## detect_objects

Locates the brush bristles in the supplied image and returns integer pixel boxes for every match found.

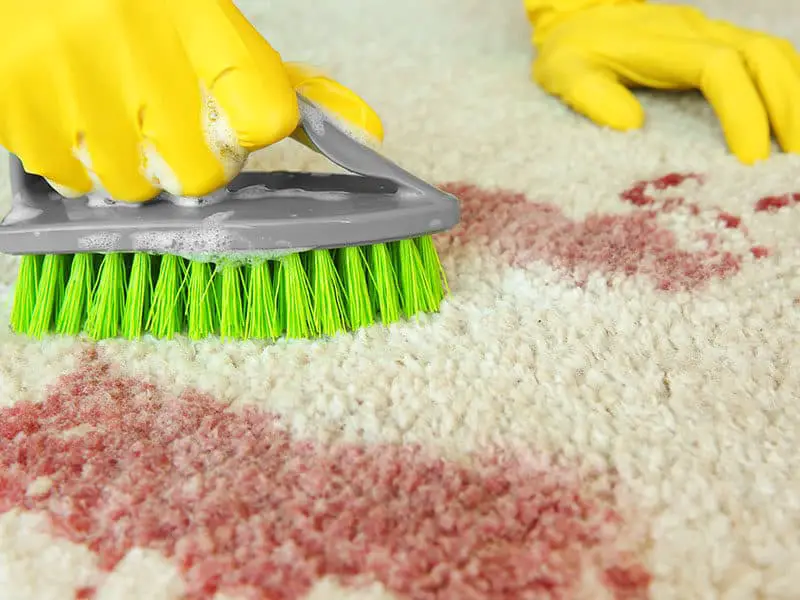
[8,235,448,342]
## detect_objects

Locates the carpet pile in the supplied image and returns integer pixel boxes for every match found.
[1,0,799,598]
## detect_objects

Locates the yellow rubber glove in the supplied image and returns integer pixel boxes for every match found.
[0,0,383,202]
[285,62,384,148]
[524,0,800,164]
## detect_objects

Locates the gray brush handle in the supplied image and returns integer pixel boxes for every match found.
[7,95,440,202]
[295,95,440,198]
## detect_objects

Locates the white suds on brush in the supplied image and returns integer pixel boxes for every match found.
[229,186,350,201]
[86,193,144,209]
[300,101,382,151]
[299,102,326,137]
[131,211,236,254]
[229,186,272,200]
[163,188,229,207]
[77,232,122,251]
[178,249,307,265]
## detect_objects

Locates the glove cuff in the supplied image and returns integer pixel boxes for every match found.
[524,0,644,44]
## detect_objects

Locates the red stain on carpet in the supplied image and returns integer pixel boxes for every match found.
[754,193,800,213]
[440,173,743,291]
[717,212,741,229]
[619,172,702,207]
[0,352,650,600]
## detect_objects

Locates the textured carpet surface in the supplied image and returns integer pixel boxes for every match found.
[1,0,800,599]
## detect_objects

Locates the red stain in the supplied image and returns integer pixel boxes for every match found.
[439,180,741,291]
[751,246,770,259]
[754,193,800,213]
[718,213,741,229]
[0,351,650,600]
[619,172,701,207]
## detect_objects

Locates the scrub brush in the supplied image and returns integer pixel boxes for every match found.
[0,95,460,341]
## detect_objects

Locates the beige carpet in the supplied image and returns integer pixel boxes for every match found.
[1,0,799,598]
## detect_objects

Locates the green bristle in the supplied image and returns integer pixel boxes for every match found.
[28,254,69,338]
[392,238,437,318]
[120,253,153,339]
[9,231,449,342]
[85,253,126,340]
[337,246,374,331]
[276,252,315,339]
[218,264,245,339]
[244,260,280,340]
[416,235,448,306]
[10,255,42,334]
[367,243,401,325]
[310,249,347,337]
[55,253,96,336]
[186,260,218,340]
[147,254,185,339]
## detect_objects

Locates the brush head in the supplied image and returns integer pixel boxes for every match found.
[0,96,460,257]
[3,96,457,342]
[9,236,448,341]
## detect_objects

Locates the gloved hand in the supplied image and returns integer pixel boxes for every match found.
[524,0,800,164]
[0,0,383,202]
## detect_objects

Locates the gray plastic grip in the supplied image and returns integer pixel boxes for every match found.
[0,95,460,256]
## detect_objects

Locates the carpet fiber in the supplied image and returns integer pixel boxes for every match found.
[1,1,799,598]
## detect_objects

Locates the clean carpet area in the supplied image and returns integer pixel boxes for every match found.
[1,0,800,598]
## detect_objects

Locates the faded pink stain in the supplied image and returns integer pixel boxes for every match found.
[439,175,742,291]
[0,351,651,600]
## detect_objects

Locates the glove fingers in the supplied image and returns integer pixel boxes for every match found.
[12,142,91,199]
[68,88,156,202]
[534,58,644,130]
[741,38,800,154]
[135,44,229,198]
[139,90,232,199]
[77,123,157,202]
[0,78,92,196]
[21,150,92,199]
[780,39,800,75]
[170,0,299,151]
[106,8,232,198]
[696,20,800,157]
[699,49,770,164]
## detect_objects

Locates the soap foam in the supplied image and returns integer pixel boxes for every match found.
[163,188,229,207]
[66,86,248,202]
[131,211,237,254]
[177,249,308,266]
[73,140,113,199]
[229,185,272,200]
[202,89,249,181]
[299,101,326,137]
[78,232,122,251]
[300,101,382,151]
[87,193,145,209]
[141,141,182,196]
[229,186,350,201]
